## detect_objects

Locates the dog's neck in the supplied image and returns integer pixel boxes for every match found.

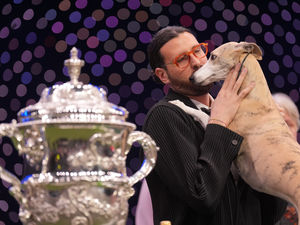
[229,53,278,132]
[239,53,274,107]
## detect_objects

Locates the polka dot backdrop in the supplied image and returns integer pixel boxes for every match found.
[0,0,299,224]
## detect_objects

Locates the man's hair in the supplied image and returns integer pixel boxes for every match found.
[147,26,194,84]
[272,92,300,129]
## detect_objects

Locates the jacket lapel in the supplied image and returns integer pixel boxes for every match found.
[163,88,198,110]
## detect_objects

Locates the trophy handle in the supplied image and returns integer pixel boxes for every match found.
[127,131,158,186]
[0,166,23,203]
[0,120,17,137]
[0,121,25,203]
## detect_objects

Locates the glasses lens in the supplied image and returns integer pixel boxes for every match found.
[193,44,207,58]
[174,43,208,68]
[175,54,189,68]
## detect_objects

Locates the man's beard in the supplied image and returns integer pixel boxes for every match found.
[167,72,213,96]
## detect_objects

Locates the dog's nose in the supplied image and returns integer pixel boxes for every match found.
[189,76,194,82]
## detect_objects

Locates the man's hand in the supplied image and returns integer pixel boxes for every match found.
[209,63,255,127]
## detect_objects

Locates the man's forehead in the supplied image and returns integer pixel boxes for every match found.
[160,32,198,57]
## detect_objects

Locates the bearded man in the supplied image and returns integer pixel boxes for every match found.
[139,25,287,225]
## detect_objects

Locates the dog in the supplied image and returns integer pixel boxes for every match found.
[174,42,300,217]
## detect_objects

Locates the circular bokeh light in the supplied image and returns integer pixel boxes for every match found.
[0,2,299,225]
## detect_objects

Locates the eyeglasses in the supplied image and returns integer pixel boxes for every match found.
[165,43,208,69]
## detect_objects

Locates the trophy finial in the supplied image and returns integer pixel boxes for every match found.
[64,47,85,84]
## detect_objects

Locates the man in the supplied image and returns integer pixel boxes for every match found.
[273,92,300,225]
[273,93,299,141]
[140,26,286,225]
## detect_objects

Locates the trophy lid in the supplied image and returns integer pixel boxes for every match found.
[18,47,130,125]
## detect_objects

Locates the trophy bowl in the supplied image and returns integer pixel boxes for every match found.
[0,47,158,225]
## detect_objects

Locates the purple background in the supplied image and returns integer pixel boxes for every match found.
[0,0,299,224]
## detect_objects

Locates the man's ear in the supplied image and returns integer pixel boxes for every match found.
[155,68,170,84]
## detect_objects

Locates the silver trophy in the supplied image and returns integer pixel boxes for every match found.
[0,47,158,225]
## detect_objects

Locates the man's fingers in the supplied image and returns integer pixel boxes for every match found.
[221,68,234,89]
[238,82,255,99]
[227,64,242,89]
[222,64,241,89]
[233,67,247,92]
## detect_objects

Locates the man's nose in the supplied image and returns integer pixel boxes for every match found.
[190,54,206,71]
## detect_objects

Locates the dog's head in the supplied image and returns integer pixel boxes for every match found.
[190,42,262,86]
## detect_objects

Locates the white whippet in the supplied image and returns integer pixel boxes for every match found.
[177,41,300,220]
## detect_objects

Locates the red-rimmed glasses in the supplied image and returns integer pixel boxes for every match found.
[165,43,208,69]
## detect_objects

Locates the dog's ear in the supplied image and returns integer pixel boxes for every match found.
[239,42,262,60]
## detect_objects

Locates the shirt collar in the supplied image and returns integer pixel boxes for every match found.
[190,95,214,110]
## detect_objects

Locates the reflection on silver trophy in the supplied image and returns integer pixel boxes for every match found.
[0,47,158,225]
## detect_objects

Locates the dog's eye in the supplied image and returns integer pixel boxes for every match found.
[210,54,217,61]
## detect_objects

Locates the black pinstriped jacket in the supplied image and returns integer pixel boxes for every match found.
[143,88,286,225]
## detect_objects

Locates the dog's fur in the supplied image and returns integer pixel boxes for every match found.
[185,42,300,216]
